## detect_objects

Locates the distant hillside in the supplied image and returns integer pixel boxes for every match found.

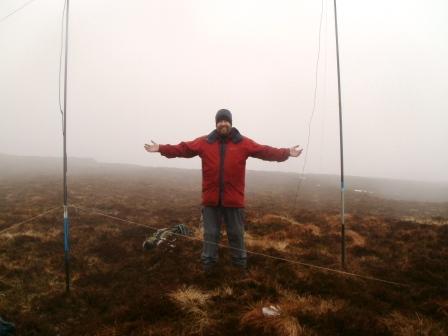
[1,153,447,203]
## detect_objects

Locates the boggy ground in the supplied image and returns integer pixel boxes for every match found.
[0,173,447,335]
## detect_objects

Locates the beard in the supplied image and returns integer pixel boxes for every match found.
[217,125,231,135]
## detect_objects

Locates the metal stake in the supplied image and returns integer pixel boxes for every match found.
[333,0,346,269]
[62,0,71,292]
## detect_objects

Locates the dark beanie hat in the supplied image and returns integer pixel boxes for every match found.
[215,109,232,125]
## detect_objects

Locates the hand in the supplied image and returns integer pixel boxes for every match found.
[289,145,303,157]
[144,140,159,153]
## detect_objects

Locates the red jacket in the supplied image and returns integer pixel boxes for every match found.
[159,128,290,208]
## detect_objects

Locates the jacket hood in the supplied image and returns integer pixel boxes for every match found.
[207,127,243,144]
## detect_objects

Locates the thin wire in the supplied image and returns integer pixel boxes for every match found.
[0,206,60,236]
[59,0,67,133]
[293,0,325,209]
[0,0,39,24]
[70,204,408,288]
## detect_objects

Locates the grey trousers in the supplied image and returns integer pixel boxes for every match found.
[201,206,247,268]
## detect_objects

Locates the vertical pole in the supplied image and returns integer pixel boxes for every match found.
[62,0,71,292]
[333,0,346,269]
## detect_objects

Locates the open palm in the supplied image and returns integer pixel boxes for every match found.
[144,140,159,153]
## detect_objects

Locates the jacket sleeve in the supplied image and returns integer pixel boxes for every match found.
[246,138,290,162]
[159,137,203,158]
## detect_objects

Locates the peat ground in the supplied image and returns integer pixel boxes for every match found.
[0,170,447,335]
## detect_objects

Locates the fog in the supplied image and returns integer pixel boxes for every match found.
[1,0,447,182]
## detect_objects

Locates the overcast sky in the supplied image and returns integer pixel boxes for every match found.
[1,0,447,182]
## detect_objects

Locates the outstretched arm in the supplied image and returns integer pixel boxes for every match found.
[247,139,303,162]
[144,138,201,158]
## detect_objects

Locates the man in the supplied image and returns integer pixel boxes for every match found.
[144,109,303,271]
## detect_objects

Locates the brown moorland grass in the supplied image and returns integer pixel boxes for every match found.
[0,173,447,335]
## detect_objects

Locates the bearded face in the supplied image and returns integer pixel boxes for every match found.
[216,120,231,135]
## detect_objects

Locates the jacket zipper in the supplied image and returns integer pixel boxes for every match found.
[218,139,226,206]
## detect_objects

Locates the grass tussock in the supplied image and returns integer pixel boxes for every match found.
[259,214,301,226]
[240,302,310,336]
[346,229,366,247]
[258,214,321,236]
[240,292,344,336]
[246,232,291,251]
[168,285,215,335]
[274,286,345,317]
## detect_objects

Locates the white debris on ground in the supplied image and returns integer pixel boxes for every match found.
[354,189,373,194]
[262,305,281,317]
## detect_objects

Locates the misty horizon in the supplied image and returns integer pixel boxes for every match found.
[2,152,448,188]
